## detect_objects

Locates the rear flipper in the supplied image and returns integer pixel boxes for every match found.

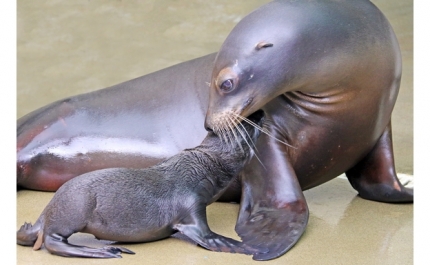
[17,221,41,247]
[173,206,267,255]
[346,121,413,203]
[44,233,135,258]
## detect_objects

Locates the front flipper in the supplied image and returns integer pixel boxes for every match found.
[44,233,135,258]
[236,132,309,261]
[173,205,266,255]
[346,121,413,203]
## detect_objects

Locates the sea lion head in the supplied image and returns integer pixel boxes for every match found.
[204,1,302,132]
[205,0,358,132]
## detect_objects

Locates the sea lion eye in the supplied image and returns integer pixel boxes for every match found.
[220,79,234,92]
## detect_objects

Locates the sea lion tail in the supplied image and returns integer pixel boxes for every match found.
[17,218,44,250]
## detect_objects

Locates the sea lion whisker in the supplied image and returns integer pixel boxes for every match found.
[228,117,242,151]
[221,120,236,150]
[232,116,266,169]
[230,112,259,151]
[218,127,229,148]
[232,113,265,132]
[215,122,232,149]
[217,124,229,147]
[219,129,228,147]
[218,120,234,151]
[232,115,258,151]
[233,113,297,149]
[233,118,265,168]
[226,116,244,153]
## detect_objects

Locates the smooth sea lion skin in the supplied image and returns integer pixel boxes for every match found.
[17,53,215,192]
[16,111,265,258]
[17,0,413,261]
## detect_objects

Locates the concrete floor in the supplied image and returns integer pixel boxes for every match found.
[15,0,414,264]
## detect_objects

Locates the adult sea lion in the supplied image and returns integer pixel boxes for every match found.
[17,110,265,258]
[17,0,413,261]
[204,0,413,260]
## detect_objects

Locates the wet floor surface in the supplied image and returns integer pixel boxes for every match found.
[17,178,413,265]
[16,0,413,264]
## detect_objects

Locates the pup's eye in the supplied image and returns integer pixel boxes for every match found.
[220,79,234,92]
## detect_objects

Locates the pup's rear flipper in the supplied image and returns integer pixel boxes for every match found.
[17,222,41,247]
[44,233,134,258]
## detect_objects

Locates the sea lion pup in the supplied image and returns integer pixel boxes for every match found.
[17,110,266,258]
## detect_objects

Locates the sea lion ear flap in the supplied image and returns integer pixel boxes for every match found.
[255,42,274,50]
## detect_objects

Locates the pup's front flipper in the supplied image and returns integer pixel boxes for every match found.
[44,233,135,258]
[174,206,267,255]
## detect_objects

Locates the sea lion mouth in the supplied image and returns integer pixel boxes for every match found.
[246,109,265,126]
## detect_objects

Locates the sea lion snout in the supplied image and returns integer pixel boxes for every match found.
[204,97,257,133]
[204,108,264,138]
